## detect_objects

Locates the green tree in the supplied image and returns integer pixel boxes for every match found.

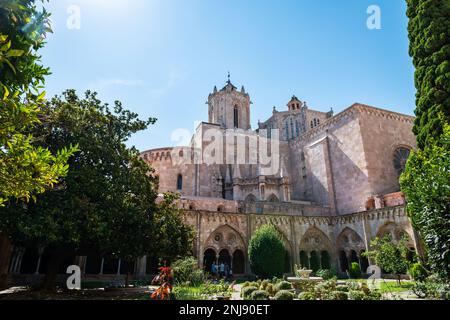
[0,90,193,289]
[0,0,76,205]
[153,192,196,261]
[403,0,450,281]
[401,125,450,280]
[365,235,412,284]
[406,0,450,149]
[248,224,285,279]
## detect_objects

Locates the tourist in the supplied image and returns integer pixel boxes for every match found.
[219,262,225,278]
[211,262,217,278]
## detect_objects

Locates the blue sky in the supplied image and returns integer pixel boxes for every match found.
[40,0,416,151]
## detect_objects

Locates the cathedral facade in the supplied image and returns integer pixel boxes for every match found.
[0,78,421,285]
[142,78,420,275]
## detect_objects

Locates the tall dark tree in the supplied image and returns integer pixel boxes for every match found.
[0,90,194,289]
[406,0,450,149]
[402,0,450,281]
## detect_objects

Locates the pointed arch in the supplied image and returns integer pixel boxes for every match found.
[299,226,333,252]
[204,224,246,253]
[337,227,365,251]
[244,194,257,202]
[266,193,280,202]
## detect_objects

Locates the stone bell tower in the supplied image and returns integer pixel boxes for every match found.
[207,73,251,130]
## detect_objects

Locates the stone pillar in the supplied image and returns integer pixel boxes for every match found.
[99,257,104,275]
[10,247,24,274]
[117,259,122,276]
[196,212,202,268]
[362,214,374,266]
[289,217,300,266]
[34,246,45,274]
[136,256,147,278]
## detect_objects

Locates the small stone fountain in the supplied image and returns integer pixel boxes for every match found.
[287,265,323,288]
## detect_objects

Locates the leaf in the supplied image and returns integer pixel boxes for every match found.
[2,85,9,99]
[6,49,24,58]
[0,40,11,52]
[37,91,46,101]
[1,56,16,73]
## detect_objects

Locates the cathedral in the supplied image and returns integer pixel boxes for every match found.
[141,77,420,276]
[0,77,420,284]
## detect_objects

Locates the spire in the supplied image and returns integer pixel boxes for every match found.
[227,71,231,84]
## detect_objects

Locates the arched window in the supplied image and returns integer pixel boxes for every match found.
[177,174,183,190]
[233,106,239,128]
[393,147,411,176]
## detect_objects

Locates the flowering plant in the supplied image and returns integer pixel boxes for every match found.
[151,263,174,300]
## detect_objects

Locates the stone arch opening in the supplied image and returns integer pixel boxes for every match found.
[232,249,245,274]
[203,248,216,274]
[360,250,369,273]
[299,250,309,269]
[377,222,414,246]
[339,250,349,272]
[218,249,231,265]
[309,250,320,272]
[337,227,365,273]
[321,250,331,269]
[299,226,333,270]
[203,224,246,273]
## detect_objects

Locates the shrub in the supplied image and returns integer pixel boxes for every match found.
[348,262,362,279]
[248,224,285,278]
[323,291,348,300]
[242,281,251,288]
[336,284,349,292]
[275,281,292,292]
[348,290,365,300]
[273,290,294,300]
[241,286,258,299]
[412,275,450,300]
[409,262,428,281]
[250,290,270,300]
[260,280,270,290]
[298,292,316,300]
[172,257,206,286]
[292,279,316,293]
[314,279,337,299]
[316,269,337,280]
[266,283,276,296]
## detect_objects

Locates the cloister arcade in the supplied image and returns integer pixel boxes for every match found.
[202,225,247,275]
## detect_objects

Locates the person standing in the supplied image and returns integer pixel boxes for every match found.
[220,262,225,278]
[211,262,217,278]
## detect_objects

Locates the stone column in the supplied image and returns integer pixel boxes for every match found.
[34,246,45,274]
[99,257,104,275]
[362,214,374,265]
[136,256,147,278]
[116,259,122,276]
[11,247,25,274]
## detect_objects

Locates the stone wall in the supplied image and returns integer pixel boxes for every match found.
[185,204,417,274]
